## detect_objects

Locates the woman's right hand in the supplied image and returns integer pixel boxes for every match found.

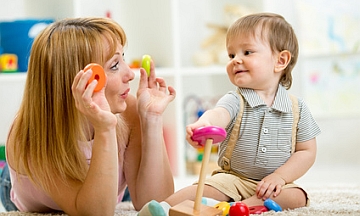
[72,69,117,130]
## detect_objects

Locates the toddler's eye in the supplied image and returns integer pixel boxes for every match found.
[244,51,252,55]
[228,54,235,59]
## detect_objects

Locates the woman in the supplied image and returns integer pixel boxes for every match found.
[1,17,175,215]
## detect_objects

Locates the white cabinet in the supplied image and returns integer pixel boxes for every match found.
[0,0,299,177]
[0,73,26,146]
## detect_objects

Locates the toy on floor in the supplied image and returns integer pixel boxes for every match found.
[141,54,151,76]
[211,198,282,215]
[248,205,268,214]
[213,201,230,216]
[228,202,249,216]
[84,63,106,92]
[169,126,226,216]
[264,198,282,212]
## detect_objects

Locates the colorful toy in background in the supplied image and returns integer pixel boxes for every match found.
[0,19,54,72]
[0,53,18,72]
[0,145,6,175]
[213,199,282,216]
[183,94,222,175]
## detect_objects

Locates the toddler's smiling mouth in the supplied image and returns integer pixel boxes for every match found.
[235,70,247,74]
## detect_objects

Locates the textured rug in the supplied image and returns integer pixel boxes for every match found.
[1,183,359,216]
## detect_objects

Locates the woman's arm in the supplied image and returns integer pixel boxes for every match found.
[46,128,119,216]
[124,65,176,210]
[46,69,120,215]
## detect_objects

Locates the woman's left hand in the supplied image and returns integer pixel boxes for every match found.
[136,60,176,117]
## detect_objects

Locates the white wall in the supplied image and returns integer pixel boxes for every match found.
[316,117,360,166]
[1,0,359,169]
[0,0,25,20]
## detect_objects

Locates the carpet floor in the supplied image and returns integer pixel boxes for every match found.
[0,183,359,216]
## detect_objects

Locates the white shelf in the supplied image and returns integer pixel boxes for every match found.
[0,73,27,145]
[0,72,27,81]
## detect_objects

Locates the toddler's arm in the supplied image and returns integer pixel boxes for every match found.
[186,107,230,148]
[256,138,317,200]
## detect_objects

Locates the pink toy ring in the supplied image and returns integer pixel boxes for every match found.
[192,126,226,146]
[249,205,268,214]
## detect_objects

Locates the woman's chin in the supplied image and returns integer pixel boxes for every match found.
[111,103,127,114]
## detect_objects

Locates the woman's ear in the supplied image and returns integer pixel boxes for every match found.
[274,50,291,73]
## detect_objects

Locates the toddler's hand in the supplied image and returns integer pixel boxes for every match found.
[256,173,286,200]
[185,121,211,148]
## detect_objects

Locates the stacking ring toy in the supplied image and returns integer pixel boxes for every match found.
[192,126,227,146]
[249,205,268,214]
[84,63,106,92]
[141,54,151,76]
[264,199,282,212]
[192,126,226,211]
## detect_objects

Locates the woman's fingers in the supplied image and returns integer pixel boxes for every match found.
[72,69,98,111]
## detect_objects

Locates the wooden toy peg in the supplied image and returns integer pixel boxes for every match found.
[169,126,226,216]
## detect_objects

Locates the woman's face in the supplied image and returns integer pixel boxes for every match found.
[103,42,135,114]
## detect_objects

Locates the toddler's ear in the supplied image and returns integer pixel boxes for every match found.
[275,50,291,73]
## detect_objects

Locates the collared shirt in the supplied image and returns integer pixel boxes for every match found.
[216,85,321,180]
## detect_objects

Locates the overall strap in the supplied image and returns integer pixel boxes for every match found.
[220,90,244,171]
[290,95,299,153]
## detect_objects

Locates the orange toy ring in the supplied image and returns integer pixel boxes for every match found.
[84,63,106,92]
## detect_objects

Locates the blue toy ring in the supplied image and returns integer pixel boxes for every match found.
[264,199,282,212]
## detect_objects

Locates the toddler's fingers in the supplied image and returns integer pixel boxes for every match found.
[273,184,282,197]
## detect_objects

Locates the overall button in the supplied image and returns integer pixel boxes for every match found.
[261,147,267,153]
[263,128,269,134]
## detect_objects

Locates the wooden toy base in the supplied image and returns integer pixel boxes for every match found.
[169,200,223,216]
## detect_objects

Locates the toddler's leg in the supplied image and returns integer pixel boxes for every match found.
[243,188,307,210]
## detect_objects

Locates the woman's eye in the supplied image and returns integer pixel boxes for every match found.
[110,61,119,70]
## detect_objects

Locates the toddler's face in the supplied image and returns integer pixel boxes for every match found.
[225,30,280,91]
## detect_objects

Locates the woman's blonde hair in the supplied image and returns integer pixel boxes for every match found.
[226,13,299,89]
[10,17,128,192]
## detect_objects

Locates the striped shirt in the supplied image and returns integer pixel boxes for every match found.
[216,85,321,181]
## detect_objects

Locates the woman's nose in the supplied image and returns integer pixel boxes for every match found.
[125,65,135,82]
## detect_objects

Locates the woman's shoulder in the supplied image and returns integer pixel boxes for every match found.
[5,126,26,174]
